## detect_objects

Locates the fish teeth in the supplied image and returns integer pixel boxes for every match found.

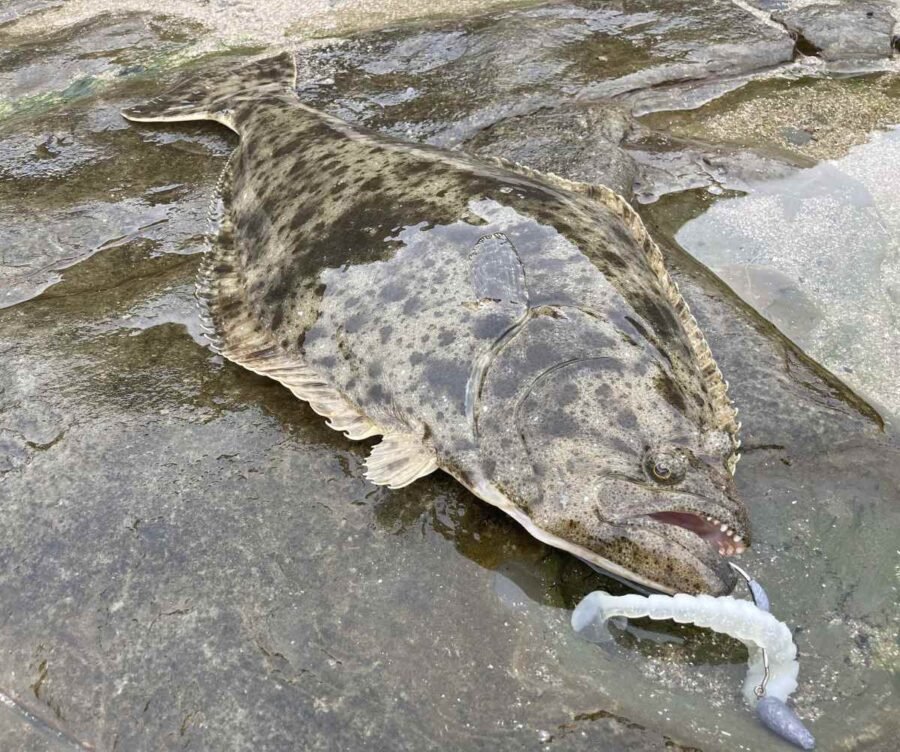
[732,534,742,543]
[719,523,728,532]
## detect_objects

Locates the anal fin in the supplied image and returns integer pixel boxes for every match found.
[197,153,381,443]
[364,433,438,489]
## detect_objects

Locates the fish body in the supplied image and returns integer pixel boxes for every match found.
[123,53,749,595]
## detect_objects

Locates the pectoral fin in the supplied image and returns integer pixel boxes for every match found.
[364,433,438,489]
[470,232,528,305]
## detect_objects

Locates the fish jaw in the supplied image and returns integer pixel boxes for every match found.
[646,511,747,557]
[580,475,751,595]
[462,471,744,595]
[463,461,750,595]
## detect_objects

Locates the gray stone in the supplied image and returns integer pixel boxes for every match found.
[298,0,794,146]
[467,103,638,199]
[774,1,897,60]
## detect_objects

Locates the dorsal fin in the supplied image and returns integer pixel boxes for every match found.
[487,156,741,469]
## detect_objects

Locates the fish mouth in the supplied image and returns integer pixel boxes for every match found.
[646,511,747,557]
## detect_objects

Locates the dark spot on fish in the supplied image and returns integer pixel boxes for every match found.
[636,293,679,340]
[617,410,637,429]
[344,313,365,334]
[272,136,304,159]
[380,283,406,302]
[601,251,628,271]
[317,355,336,369]
[360,175,383,192]
[368,384,386,402]
[410,352,424,366]
[490,374,520,399]
[609,437,633,456]
[379,325,393,344]
[526,343,556,368]
[472,313,510,340]
[271,307,284,330]
[438,329,454,347]
[403,296,423,315]
[557,382,578,407]
[422,358,468,414]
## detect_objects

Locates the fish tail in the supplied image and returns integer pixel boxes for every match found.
[121,51,296,131]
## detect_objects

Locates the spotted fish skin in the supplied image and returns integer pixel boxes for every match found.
[124,53,748,595]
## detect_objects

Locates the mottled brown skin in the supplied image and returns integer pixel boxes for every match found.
[123,53,749,594]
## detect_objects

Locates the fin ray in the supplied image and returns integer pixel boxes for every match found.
[364,433,439,489]
[470,232,528,305]
[196,153,381,443]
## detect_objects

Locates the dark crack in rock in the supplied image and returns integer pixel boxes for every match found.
[774,1,897,61]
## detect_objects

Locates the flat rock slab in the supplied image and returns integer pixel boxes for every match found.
[298,0,793,146]
[774,1,897,60]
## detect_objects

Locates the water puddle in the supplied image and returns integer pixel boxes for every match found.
[677,125,900,423]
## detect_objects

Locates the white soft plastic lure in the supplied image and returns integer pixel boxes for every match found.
[572,566,815,749]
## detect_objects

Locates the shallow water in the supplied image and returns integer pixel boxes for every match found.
[0,2,898,751]
[677,126,900,424]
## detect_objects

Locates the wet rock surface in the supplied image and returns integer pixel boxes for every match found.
[296,0,795,147]
[467,103,639,199]
[1,2,898,751]
[773,1,897,61]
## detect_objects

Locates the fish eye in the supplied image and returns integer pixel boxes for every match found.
[645,450,686,485]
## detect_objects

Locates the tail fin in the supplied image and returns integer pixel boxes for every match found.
[121,52,296,130]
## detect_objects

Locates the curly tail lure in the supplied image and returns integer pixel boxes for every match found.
[571,563,815,749]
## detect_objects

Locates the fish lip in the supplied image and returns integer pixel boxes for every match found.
[586,513,741,595]
[637,507,750,559]
[602,474,749,541]
[616,483,750,548]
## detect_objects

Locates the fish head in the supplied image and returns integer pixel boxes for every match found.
[481,312,748,596]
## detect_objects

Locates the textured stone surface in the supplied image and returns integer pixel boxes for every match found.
[773,1,897,60]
